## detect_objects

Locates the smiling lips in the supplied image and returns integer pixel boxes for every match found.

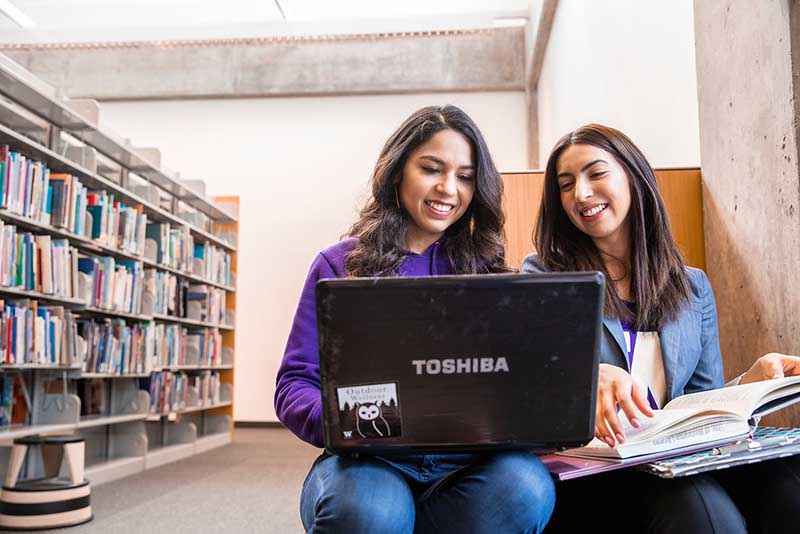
[580,203,608,220]
[425,200,456,216]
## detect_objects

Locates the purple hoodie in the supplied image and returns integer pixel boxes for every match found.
[274,237,453,447]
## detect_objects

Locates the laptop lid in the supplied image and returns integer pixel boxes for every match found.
[317,272,604,455]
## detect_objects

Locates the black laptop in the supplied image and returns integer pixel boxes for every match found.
[316,272,604,455]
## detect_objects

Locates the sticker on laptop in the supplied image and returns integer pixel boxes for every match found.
[336,382,402,440]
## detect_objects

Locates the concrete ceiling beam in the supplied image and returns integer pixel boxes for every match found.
[0,28,525,101]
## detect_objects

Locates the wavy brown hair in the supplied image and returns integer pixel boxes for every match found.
[345,105,509,277]
[535,124,690,330]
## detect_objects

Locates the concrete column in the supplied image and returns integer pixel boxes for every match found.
[525,0,558,169]
[694,0,800,425]
[526,87,539,168]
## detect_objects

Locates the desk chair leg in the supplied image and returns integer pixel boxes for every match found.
[4,444,27,488]
[62,442,85,484]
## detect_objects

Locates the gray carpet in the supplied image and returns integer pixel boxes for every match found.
[14,428,319,534]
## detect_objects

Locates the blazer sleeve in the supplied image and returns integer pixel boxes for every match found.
[520,253,547,273]
[683,269,725,394]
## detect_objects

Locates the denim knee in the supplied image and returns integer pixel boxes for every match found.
[301,455,415,534]
[484,452,556,532]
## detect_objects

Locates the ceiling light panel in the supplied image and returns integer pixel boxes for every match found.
[0,0,35,28]
[279,0,531,21]
[7,0,284,28]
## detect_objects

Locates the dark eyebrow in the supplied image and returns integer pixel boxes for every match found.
[418,155,445,165]
[581,159,607,171]
[418,155,474,170]
[557,159,608,179]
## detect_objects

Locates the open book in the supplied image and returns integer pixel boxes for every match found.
[558,375,800,460]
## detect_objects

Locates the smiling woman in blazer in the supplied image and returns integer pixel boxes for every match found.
[523,123,800,534]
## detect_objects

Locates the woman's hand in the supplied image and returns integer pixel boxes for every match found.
[595,363,655,447]
[740,353,800,385]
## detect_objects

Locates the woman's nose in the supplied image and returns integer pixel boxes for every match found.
[574,176,593,201]
[436,173,458,195]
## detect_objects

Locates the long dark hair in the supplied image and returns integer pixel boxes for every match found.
[535,124,690,330]
[345,105,508,276]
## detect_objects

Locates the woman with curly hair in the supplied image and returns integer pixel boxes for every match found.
[276,105,555,534]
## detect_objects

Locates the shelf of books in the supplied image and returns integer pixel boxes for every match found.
[0,55,239,487]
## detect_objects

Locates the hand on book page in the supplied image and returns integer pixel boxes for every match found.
[595,364,655,447]
[560,413,750,460]
[740,353,800,385]
[558,377,800,461]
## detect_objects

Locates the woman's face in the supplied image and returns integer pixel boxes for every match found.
[399,129,476,253]
[556,143,632,250]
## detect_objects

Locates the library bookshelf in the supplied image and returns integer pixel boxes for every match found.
[0,54,238,487]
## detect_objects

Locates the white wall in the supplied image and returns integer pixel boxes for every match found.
[100,92,528,422]
[537,0,700,167]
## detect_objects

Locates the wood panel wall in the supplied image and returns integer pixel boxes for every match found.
[501,168,705,271]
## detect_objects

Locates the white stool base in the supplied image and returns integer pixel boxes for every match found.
[0,480,92,531]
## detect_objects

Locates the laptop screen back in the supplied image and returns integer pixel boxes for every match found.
[317,272,604,455]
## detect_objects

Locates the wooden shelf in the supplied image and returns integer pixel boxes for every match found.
[79,307,153,322]
[85,457,145,487]
[1,364,81,370]
[0,285,86,307]
[0,61,238,490]
[0,208,236,291]
[80,372,152,378]
[0,413,147,440]
[144,442,195,470]
[83,430,232,486]
[152,314,234,330]
[195,431,232,454]
[153,365,232,372]
[142,258,234,291]
[0,122,236,251]
[0,57,236,224]
[148,401,233,419]
[180,401,233,415]
[76,413,147,429]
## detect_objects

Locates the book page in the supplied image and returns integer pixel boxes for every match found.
[664,376,800,417]
[580,407,721,449]
[619,408,707,442]
[562,416,748,460]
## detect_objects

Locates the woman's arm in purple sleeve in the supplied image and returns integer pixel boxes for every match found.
[274,252,339,447]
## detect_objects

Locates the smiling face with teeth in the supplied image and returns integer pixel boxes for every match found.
[398,129,476,253]
[556,143,632,256]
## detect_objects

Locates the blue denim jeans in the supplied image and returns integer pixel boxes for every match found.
[300,451,555,534]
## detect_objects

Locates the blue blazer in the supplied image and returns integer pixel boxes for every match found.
[521,254,725,403]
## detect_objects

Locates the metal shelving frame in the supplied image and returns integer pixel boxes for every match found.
[0,55,237,486]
